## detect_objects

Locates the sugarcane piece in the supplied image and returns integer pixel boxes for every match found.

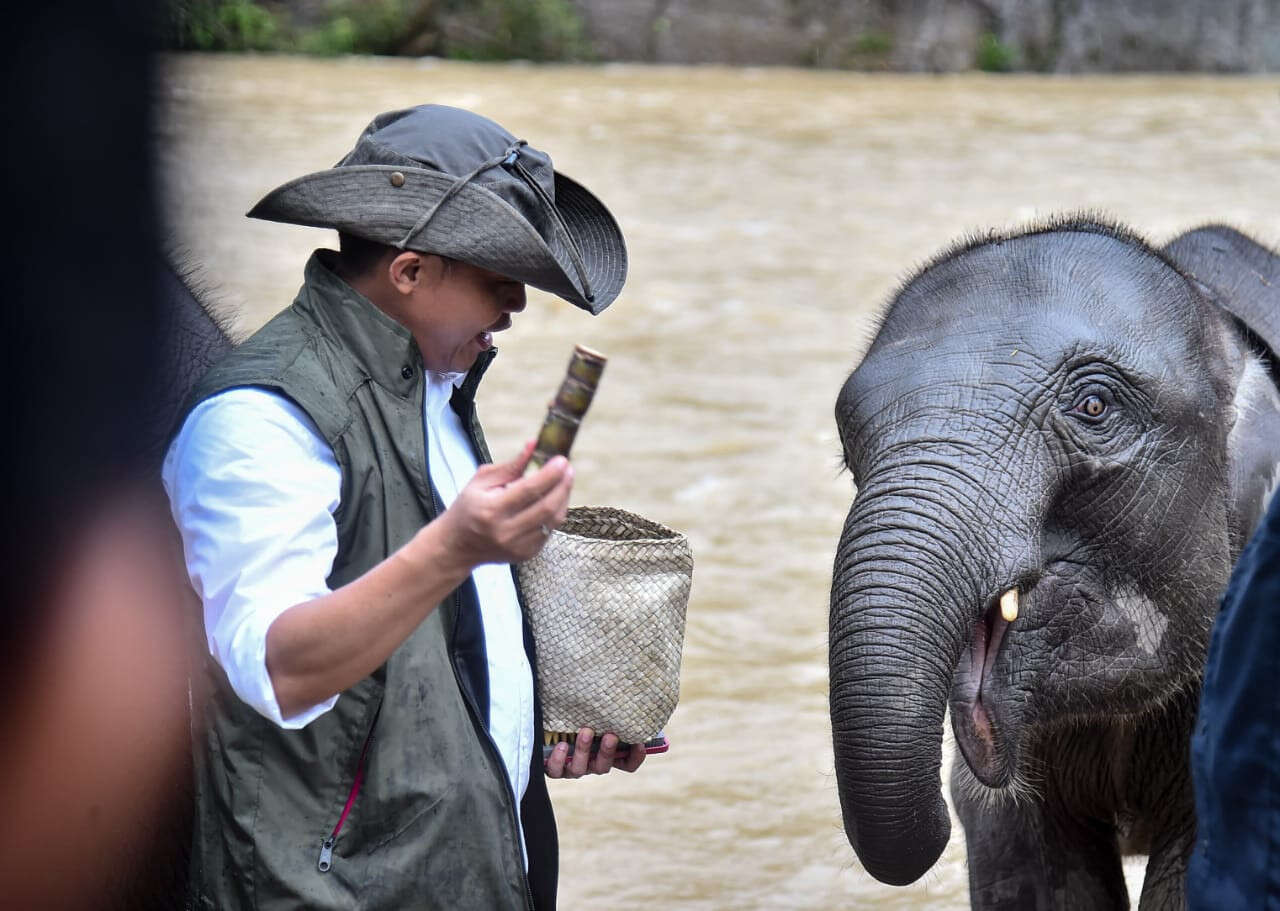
[530,345,606,468]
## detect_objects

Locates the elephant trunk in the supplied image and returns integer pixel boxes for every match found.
[829,485,991,886]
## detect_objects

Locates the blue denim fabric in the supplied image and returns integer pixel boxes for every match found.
[1188,492,1280,910]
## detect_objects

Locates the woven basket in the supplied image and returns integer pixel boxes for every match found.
[517,506,693,744]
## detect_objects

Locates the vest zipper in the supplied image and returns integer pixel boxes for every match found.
[440,359,533,909]
[317,716,378,873]
[447,588,537,911]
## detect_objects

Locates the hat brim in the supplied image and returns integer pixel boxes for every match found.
[247,165,626,314]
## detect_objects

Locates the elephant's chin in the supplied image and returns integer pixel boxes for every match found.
[950,603,1018,787]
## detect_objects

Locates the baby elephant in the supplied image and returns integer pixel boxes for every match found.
[829,219,1280,909]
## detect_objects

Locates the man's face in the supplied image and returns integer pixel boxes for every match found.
[412,258,527,373]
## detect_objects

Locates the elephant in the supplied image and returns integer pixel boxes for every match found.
[828,218,1280,909]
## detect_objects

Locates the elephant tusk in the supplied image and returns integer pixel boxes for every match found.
[1000,588,1019,623]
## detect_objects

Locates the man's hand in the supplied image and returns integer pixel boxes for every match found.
[545,728,647,778]
[434,440,573,569]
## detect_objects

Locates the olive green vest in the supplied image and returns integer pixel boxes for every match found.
[184,253,556,910]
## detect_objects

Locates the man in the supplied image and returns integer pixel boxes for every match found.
[163,104,642,910]
[1187,489,1280,908]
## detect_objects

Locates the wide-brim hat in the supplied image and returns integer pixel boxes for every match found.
[247,104,627,314]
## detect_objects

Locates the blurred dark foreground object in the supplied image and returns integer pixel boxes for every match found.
[2,1,231,907]
[1188,490,1280,908]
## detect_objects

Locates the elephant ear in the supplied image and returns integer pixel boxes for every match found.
[1164,225,1280,552]
[1164,225,1280,365]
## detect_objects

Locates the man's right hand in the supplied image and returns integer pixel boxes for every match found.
[434,439,573,569]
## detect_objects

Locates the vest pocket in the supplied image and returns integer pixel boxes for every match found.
[365,782,454,854]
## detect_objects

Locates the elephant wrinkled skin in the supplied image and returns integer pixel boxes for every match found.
[829,219,1280,909]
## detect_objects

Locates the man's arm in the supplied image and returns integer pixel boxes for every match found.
[266,441,572,719]
[164,389,344,727]
[165,390,572,726]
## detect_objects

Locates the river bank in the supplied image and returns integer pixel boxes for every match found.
[171,0,1280,72]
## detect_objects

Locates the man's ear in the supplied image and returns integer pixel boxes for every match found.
[387,251,424,294]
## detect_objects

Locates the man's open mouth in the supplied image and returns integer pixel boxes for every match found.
[477,315,512,349]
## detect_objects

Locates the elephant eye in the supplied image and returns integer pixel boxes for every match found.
[1074,394,1107,420]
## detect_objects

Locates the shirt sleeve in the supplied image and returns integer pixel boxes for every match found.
[161,387,342,729]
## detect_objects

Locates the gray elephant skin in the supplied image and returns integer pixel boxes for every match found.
[147,261,236,470]
[829,219,1280,909]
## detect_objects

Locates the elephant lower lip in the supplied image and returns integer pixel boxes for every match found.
[961,697,1006,785]
[970,699,994,741]
[953,602,1013,786]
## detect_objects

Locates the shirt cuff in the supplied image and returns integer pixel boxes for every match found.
[223,607,339,729]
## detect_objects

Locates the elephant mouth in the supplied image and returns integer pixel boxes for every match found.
[951,593,1016,786]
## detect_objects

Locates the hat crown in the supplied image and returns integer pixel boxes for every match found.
[338,104,555,238]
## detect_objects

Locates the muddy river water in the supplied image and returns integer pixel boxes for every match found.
[158,55,1279,908]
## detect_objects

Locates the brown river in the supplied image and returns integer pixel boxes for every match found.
[158,55,1279,908]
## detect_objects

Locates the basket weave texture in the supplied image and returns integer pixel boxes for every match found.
[517,506,693,743]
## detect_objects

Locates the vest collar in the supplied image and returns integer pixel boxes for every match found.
[296,250,495,401]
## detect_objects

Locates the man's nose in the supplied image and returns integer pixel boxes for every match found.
[505,285,527,313]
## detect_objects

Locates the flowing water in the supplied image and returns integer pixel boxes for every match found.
[158,55,1280,908]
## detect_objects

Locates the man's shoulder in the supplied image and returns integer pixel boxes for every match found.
[163,386,338,494]
[204,306,317,384]
[189,306,361,443]
[183,387,329,450]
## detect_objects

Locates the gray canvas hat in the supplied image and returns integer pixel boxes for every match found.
[247,104,627,314]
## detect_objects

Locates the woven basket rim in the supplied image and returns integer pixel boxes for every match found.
[556,505,687,544]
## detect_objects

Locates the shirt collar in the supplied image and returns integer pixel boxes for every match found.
[423,370,465,423]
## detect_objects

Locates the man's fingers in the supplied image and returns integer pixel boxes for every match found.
[510,462,573,532]
[544,741,569,778]
[615,750,644,773]
[590,733,618,775]
[569,728,593,778]
[544,730,641,778]
[497,457,571,515]
[616,743,646,773]
[499,465,573,562]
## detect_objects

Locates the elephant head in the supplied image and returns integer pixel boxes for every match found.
[828,219,1280,886]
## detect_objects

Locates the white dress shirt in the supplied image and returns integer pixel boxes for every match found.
[162,372,535,852]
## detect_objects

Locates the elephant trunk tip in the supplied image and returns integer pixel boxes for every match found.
[841,789,951,887]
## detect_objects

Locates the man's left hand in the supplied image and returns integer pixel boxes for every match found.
[544,728,646,778]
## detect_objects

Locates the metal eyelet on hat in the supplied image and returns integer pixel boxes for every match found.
[389,171,405,187]
[401,364,413,380]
